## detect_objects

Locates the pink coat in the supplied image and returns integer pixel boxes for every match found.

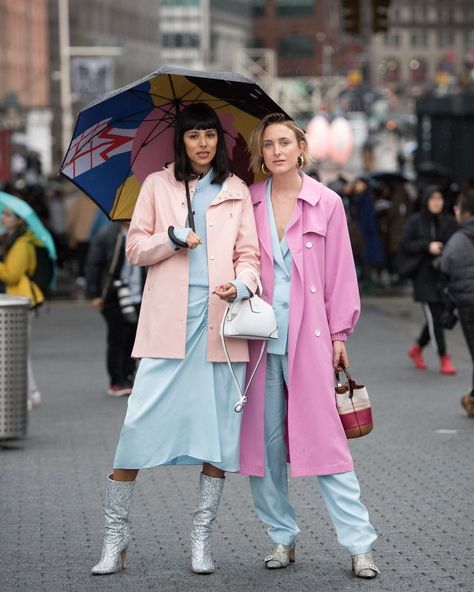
[239,174,360,477]
[127,164,260,362]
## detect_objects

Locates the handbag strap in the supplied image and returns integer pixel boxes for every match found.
[335,367,355,399]
[220,306,266,413]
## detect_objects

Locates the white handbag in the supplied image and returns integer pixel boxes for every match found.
[220,270,278,413]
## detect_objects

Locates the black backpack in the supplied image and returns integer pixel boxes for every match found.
[30,245,55,297]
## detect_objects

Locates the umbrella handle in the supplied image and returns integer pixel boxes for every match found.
[185,181,195,233]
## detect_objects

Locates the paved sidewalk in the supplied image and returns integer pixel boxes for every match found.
[1,298,473,592]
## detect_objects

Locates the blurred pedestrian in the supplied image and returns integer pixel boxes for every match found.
[240,113,379,579]
[85,221,144,397]
[403,186,458,373]
[91,103,259,576]
[65,192,97,296]
[442,189,474,417]
[351,177,385,290]
[0,208,44,409]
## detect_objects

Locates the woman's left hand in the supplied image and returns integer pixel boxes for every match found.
[213,283,237,302]
[333,340,349,371]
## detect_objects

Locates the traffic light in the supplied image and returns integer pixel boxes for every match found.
[372,0,391,33]
[341,0,361,36]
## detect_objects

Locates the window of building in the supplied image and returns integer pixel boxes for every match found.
[162,33,200,48]
[438,30,455,48]
[161,0,200,5]
[384,31,401,47]
[250,0,265,16]
[411,30,428,48]
[276,0,314,17]
[465,30,474,47]
[278,34,314,57]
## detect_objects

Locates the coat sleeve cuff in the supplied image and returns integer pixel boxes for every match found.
[331,332,347,342]
[229,280,252,301]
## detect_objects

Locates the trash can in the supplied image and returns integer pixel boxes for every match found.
[0,295,29,439]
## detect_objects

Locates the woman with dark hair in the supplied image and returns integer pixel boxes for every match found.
[442,190,474,416]
[403,185,458,373]
[91,103,260,576]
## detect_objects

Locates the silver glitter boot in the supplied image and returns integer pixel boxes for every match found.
[352,552,380,578]
[91,474,135,575]
[264,543,296,569]
[191,473,225,574]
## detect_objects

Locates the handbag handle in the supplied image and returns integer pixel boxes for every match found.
[335,367,355,399]
[221,325,266,413]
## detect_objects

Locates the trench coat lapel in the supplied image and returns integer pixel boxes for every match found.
[251,183,274,297]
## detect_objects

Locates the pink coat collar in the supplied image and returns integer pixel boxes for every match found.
[250,173,323,207]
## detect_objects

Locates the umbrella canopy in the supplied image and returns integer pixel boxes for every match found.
[416,161,451,179]
[0,192,57,262]
[60,66,289,221]
[368,171,408,185]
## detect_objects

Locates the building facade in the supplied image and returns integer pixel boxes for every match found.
[370,1,474,92]
[0,0,50,109]
[159,0,251,71]
[250,0,342,77]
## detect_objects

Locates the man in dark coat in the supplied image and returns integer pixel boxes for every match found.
[85,222,145,396]
[401,186,458,374]
[442,189,474,417]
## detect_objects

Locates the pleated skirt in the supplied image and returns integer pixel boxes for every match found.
[113,286,245,472]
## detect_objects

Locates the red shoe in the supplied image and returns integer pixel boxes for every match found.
[439,354,457,375]
[408,344,427,369]
[107,384,133,397]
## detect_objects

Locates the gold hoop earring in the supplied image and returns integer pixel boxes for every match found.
[297,154,305,169]
[261,162,270,175]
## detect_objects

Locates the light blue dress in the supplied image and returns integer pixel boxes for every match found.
[113,170,245,472]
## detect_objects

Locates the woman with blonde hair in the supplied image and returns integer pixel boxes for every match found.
[239,113,379,578]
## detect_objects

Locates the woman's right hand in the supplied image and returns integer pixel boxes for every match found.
[429,241,443,256]
[186,231,202,249]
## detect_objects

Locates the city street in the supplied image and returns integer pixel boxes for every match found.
[1,297,473,592]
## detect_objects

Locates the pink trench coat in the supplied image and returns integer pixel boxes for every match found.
[126,164,260,362]
[239,174,360,478]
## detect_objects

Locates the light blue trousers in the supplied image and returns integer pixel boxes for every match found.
[249,354,377,555]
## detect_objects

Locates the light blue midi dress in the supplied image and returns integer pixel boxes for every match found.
[113,170,246,472]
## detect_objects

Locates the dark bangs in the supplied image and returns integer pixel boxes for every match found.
[174,103,231,185]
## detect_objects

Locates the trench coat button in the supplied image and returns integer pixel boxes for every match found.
[306,241,313,248]
[314,329,321,337]
[209,222,214,227]
[210,255,215,260]
[310,286,316,293]
[209,324,214,330]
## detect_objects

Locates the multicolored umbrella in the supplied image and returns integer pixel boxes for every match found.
[0,192,57,262]
[60,66,289,220]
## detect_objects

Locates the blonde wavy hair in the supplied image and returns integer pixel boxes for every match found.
[248,113,309,174]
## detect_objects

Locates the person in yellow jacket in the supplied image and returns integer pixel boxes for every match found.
[0,207,44,409]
